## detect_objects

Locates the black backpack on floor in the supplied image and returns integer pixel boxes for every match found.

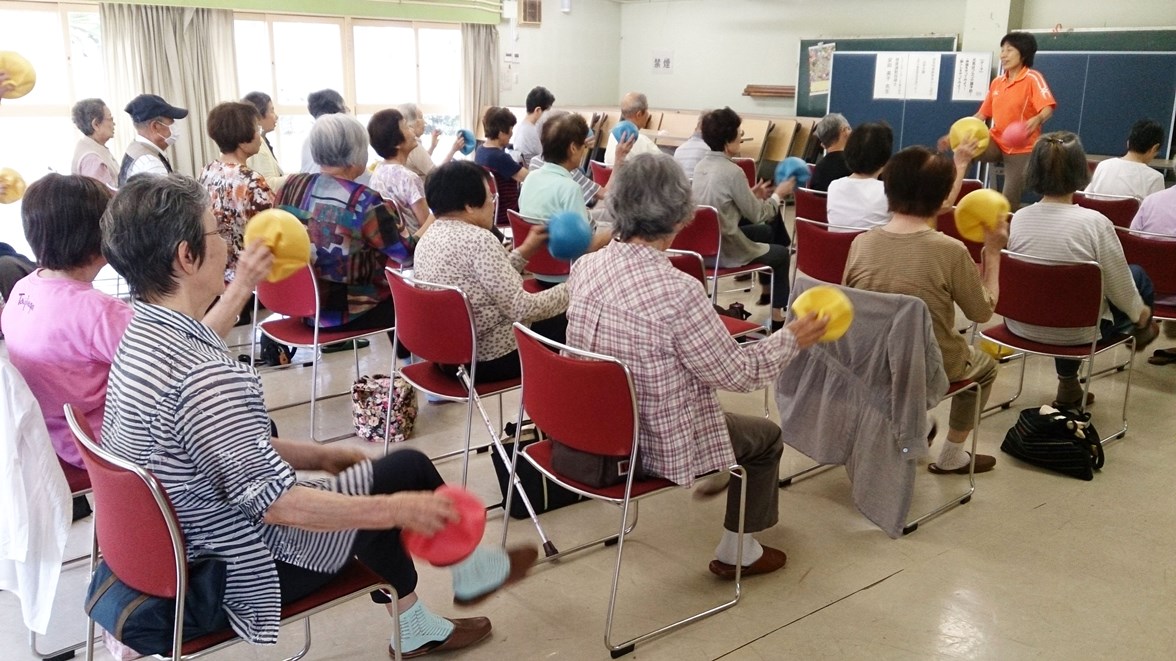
[1001,406,1104,481]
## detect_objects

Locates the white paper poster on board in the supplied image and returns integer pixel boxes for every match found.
[905,53,941,100]
[952,53,992,101]
[873,53,908,99]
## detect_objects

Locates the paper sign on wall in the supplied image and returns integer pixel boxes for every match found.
[652,50,673,74]
[952,53,992,101]
[874,53,908,99]
[809,42,836,95]
[904,53,941,101]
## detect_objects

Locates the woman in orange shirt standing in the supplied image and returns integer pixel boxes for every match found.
[946,32,1056,210]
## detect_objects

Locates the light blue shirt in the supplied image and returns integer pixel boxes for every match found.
[518,162,589,222]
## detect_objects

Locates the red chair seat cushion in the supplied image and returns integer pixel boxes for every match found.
[523,440,676,500]
[944,379,976,397]
[982,324,1129,357]
[713,263,769,278]
[720,315,762,338]
[58,457,91,495]
[522,278,544,294]
[259,317,385,348]
[400,362,520,399]
[1152,303,1176,321]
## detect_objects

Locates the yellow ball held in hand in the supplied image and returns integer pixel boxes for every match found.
[954,188,1010,243]
[949,116,990,153]
[243,208,311,282]
[0,51,37,99]
[791,285,854,343]
[0,168,27,204]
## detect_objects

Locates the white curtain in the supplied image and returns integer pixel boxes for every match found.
[461,23,500,132]
[100,4,238,177]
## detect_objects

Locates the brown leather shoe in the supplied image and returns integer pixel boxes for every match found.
[708,545,787,580]
[928,452,996,475]
[392,616,492,658]
[452,546,539,607]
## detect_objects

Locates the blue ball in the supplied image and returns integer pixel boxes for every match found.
[774,156,811,187]
[611,120,639,144]
[546,211,592,261]
[457,128,476,155]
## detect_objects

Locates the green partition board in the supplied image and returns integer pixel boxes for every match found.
[797,35,957,117]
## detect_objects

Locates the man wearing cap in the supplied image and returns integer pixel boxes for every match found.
[119,93,188,186]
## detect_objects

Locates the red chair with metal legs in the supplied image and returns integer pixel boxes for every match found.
[383,268,555,549]
[589,160,613,187]
[936,208,985,265]
[670,206,774,321]
[503,324,747,658]
[978,250,1135,445]
[1114,227,1176,323]
[250,265,393,442]
[64,404,400,661]
[1075,191,1140,229]
[507,210,569,294]
[794,187,828,223]
[793,217,863,285]
[953,178,984,205]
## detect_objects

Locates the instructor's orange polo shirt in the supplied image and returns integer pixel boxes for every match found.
[979,67,1057,154]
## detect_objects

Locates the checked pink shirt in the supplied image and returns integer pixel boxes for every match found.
[566,241,800,486]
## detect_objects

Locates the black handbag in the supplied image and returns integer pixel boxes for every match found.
[550,440,644,488]
[491,421,587,519]
[84,558,229,655]
[1000,406,1104,481]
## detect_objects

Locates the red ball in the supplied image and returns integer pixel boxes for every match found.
[1003,120,1030,149]
[402,485,486,567]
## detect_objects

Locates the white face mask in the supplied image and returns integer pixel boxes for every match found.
[163,121,182,147]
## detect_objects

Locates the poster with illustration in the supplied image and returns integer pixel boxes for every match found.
[809,42,836,95]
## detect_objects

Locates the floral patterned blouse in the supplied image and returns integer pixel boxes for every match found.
[369,162,427,234]
[199,160,275,281]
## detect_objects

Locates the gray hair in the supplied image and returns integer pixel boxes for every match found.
[397,103,422,123]
[310,114,369,169]
[102,173,209,303]
[71,98,108,136]
[620,92,648,119]
[609,153,694,242]
[814,113,849,148]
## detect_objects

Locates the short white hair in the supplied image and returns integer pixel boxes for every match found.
[309,114,369,169]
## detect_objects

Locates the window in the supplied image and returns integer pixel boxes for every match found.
[0,4,103,259]
[234,14,462,174]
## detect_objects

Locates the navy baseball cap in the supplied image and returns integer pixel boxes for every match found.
[124,94,189,123]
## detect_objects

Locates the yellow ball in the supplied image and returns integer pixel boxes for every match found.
[243,208,312,282]
[954,188,1010,243]
[0,168,27,204]
[0,52,37,100]
[791,285,854,343]
[949,116,990,152]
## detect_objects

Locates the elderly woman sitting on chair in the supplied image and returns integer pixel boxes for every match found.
[565,153,826,579]
[99,174,536,658]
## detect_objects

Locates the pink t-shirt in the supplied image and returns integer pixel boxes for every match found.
[0,271,133,467]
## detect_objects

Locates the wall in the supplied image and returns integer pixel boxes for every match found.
[496,0,622,107]
[617,0,966,115]
[1020,0,1176,29]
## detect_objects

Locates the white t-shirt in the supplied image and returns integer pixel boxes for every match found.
[827,176,889,232]
[1085,157,1164,201]
[512,118,542,163]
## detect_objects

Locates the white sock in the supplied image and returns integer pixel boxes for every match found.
[394,600,454,653]
[714,530,764,566]
[936,440,968,470]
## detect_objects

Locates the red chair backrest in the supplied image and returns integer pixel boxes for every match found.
[1074,192,1140,229]
[385,269,476,365]
[513,325,636,458]
[670,205,721,259]
[954,179,984,205]
[995,251,1103,328]
[66,404,185,598]
[794,218,862,284]
[482,166,503,226]
[256,264,319,319]
[733,157,757,188]
[589,161,612,187]
[936,208,984,264]
[506,210,572,278]
[795,187,828,223]
[1115,228,1176,295]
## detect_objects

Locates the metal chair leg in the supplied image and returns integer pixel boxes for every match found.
[904,381,981,534]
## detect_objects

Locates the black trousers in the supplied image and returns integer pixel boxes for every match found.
[274,449,444,604]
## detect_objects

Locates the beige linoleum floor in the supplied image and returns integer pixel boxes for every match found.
[4,243,1175,661]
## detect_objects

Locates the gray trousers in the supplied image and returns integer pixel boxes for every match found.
[979,140,1032,210]
[723,412,784,533]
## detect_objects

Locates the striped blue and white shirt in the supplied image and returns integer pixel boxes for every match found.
[102,302,373,644]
